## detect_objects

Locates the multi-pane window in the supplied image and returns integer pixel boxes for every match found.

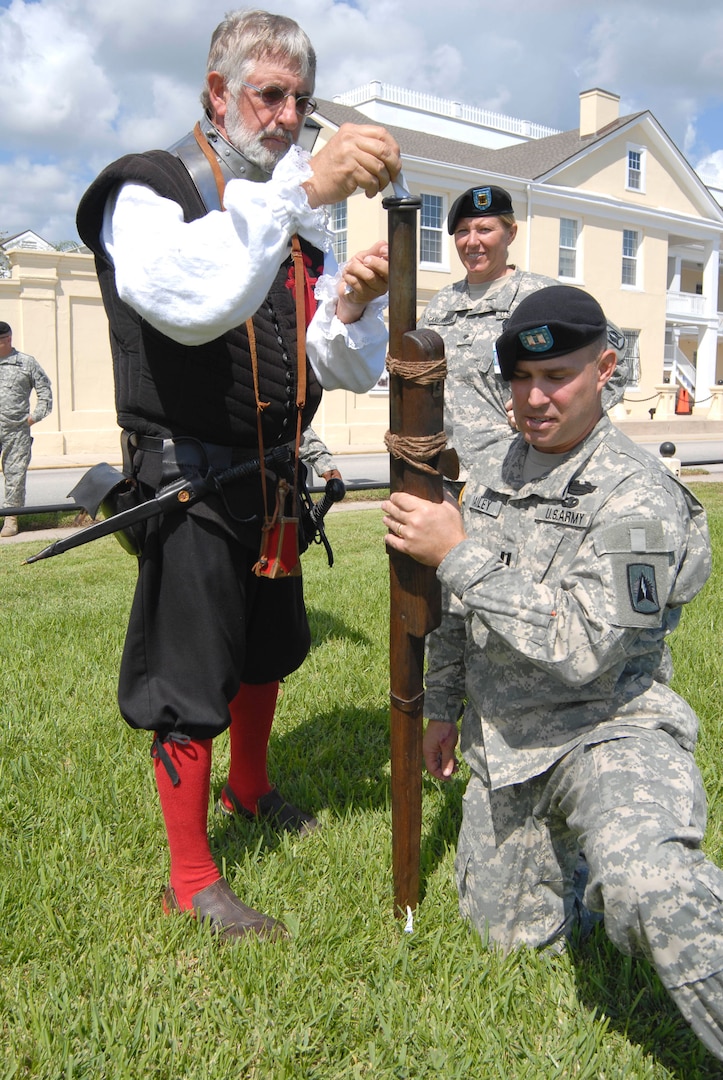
[622,229,639,286]
[622,329,641,385]
[627,149,642,190]
[558,218,579,278]
[420,193,444,265]
[330,200,347,263]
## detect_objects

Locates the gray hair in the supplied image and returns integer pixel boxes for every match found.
[200,9,316,112]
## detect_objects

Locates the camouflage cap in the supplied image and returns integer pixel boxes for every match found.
[447,185,514,233]
[495,285,608,380]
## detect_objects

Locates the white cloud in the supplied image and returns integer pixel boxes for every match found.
[695,151,723,190]
[0,157,88,243]
[0,0,119,148]
[1,0,722,240]
[112,74,200,156]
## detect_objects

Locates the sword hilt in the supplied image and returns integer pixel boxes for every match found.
[308,476,346,531]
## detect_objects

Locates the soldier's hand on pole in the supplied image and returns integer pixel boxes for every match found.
[382,491,465,567]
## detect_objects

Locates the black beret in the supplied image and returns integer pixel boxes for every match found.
[495,286,608,380]
[447,185,514,234]
[0,321,11,336]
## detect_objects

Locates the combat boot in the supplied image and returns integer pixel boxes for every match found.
[1,516,18,537]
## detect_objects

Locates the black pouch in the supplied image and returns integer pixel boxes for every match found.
[67,461,145,557]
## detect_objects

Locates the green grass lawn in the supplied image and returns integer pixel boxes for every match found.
[1,485,722,1079]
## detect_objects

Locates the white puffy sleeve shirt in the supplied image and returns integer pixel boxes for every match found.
[100,145,388,394]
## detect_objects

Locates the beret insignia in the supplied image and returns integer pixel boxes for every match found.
[519,325,554,352]
[472,187,492,211]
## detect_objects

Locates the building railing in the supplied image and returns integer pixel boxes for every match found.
[666,290,707,319]
[663,344,697,393]
[333,82,562,140]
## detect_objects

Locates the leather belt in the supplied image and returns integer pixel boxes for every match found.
[130,434,284,470]
[128,434,293,489]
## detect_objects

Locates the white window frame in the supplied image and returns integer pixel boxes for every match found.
[622,228,640,288]
[626,145,646,193]
[558,216,581,281]
[330,200,348,264]
[419,192,447,270]
[622,329,641,387]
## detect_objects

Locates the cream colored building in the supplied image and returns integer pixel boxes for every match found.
[317,85,723,440]
[2,86,722,463]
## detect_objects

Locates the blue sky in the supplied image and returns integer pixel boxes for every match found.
[1,0,722,241]
[692,103,723,161]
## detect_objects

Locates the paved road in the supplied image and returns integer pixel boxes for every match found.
[1,439,719,550]
[21,454,392,507]
[635,438,723,464]
[19,437,722,509]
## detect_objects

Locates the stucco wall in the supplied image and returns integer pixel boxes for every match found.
[1,223,720,466]
[0,246,391,461]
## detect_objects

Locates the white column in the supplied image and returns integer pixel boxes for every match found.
[697,238,720,402]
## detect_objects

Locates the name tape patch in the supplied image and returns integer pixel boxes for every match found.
[469,492,502,517]
[535,505,592,529]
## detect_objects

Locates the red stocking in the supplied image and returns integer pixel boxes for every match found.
[153,736,220,909]
[222,680,279,814]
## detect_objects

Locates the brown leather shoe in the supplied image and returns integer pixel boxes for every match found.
[219,784,319,837]
[163,878,288,941]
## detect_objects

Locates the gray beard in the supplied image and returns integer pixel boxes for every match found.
[224,96,292,173]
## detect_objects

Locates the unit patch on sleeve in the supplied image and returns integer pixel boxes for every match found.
[627,563,660,614]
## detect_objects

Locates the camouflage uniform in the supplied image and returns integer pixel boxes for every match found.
[299,425,337,478]
[0,348,52,506]
[437,414,723,1058]
[418,270,558,471]
[421,271,630,725]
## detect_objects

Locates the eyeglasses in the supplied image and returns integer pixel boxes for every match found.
[241,81,316,117]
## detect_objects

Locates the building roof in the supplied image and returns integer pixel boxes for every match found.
[315,99,503,171]
[1,229,55,252]
[315,99,648,181]
[488,114,647,179]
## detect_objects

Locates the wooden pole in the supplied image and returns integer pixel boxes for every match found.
[384,194,446,916]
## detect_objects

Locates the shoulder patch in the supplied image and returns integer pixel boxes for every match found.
[594,518,667,556]
[627,563,660,614]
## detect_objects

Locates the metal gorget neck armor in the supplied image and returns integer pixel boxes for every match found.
[167,115,272,212]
